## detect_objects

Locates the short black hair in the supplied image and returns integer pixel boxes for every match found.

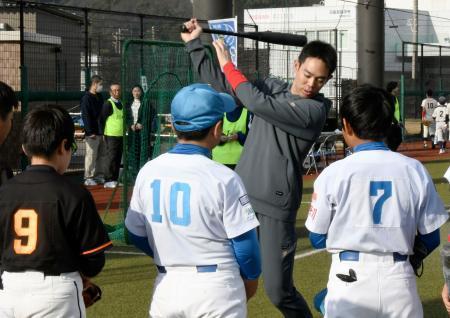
[174,123,218,141]
[299,40,337,76]
[22,105,75,158]
[386,81,398,93]
[340,85,394,141]
[89,75,102,88]
[0,81,18,120]
[426,89,433,97]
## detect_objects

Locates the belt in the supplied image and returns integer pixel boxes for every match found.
[339,250,408,262]
[156,265,218,274]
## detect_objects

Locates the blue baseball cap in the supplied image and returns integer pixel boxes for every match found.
[171,84,236,132]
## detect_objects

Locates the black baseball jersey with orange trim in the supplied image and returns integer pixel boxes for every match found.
[0,165,112,275]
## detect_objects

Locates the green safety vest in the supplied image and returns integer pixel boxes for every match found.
[104,98,123,137]
[394,96,401,122]
[212,108,248,165]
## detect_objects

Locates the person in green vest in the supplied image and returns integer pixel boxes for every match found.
[100,83,123,189]
[212,105,252,170]
[386,81,401,123]
[386,81,403,151]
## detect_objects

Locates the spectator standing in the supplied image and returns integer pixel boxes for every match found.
[101,83,123,189]
[80,75,106,186]
[126,85,144,177]
[212,105,252,170]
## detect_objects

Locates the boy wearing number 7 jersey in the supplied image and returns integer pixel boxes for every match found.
[0,105,112,318]
[306,85,448,318]
[125,83,261,318]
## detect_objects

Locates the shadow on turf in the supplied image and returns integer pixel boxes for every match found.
[423,298,447,317]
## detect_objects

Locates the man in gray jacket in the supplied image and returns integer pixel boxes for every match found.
[182,18,337,318]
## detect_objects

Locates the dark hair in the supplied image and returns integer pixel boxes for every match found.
[0,81,18,120]
[89,75,102,88]
[22,105,75,158]
[298,40,337,76]
[340,85,394,141]
[131,84,143,100]
[426,89,433,97]
[110,82,120,90]
[386,81,398,93]
[174,124,217,141]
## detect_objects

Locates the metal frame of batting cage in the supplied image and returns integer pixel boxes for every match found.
[0,0,260,174]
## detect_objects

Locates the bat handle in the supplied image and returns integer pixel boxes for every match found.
[181,24,190,33]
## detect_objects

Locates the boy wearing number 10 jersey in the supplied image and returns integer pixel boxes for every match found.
[0,105,112,318]
[125,84,261,318]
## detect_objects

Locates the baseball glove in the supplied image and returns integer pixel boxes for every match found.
[82,278,102,308]
[409,236,428,277]
[422,119,431,127]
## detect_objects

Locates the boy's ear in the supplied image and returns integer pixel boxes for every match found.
[342,118,354,136]
[212,120,223,139]
[58,139,69,154]
[21,144,28,156]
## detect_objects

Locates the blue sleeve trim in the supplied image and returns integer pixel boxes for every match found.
[418,228,440,255]
[128,231,153,257]
[309,232,327,249]
[231,229,261,280]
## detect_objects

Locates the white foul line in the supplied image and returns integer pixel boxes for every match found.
[106,248,326,260]
[294,248,325,260]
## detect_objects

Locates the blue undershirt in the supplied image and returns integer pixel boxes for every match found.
[308,140,440,255]
[130,143,261,279]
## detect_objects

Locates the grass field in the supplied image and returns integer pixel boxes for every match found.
[88,160,450,318]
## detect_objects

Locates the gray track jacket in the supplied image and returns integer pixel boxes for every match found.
[186,38,331,221]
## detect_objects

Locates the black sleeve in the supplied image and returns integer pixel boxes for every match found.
[73,189,112,275]
[79,252,105,277]
[80,94,94,136]
[99,101,113,133]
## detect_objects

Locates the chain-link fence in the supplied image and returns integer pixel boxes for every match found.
[394,42,450,136]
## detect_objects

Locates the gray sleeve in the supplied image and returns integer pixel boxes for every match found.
[185,38,235,96]
[235,81,329,138]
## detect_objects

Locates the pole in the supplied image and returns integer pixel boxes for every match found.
[412,0,418,80]
[356,0,384,87]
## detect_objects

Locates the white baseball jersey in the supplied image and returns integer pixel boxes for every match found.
[125,152,259,267]
[421,97,438,121]
[306,146,448,254]
[433,105,449,123]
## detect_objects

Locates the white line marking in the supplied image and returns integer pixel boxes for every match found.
[106,250,145,255]
[294,248,325,260]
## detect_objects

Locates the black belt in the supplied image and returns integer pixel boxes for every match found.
[156,265,218,274]
[339,250,408,262]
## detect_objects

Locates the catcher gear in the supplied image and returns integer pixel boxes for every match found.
[82,278,102,308]
[409,236,428,277]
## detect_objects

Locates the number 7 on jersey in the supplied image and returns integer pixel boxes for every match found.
[369,181,392,224]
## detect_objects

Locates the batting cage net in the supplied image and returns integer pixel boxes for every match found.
[102,40,212,243]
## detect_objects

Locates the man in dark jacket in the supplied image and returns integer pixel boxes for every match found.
[182,19,337,318]
[80,75,106,186]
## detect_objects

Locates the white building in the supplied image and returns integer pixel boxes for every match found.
[244,0,450,96]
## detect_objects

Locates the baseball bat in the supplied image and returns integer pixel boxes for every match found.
[181,25,307,47]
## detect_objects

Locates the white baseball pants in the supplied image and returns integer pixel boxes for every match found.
[150,266,247,318]
[324,252,423,318]
[0,271,85,318]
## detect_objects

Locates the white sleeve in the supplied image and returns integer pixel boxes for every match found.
[420,99,425,108]
[432,108,437,119]
[125,173,149,237]
[222,175,259,239]
[416,165,448,234]
[305,171,334,234]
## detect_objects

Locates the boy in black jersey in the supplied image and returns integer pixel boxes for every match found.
[0,105,112,317]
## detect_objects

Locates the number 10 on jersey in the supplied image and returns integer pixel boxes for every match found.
[150,179,191,226]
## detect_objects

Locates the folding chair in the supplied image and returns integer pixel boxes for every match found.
[317,133,338,167]
[303,143,319,175]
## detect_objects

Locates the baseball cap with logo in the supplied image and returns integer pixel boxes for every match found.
[171,83,236,132]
